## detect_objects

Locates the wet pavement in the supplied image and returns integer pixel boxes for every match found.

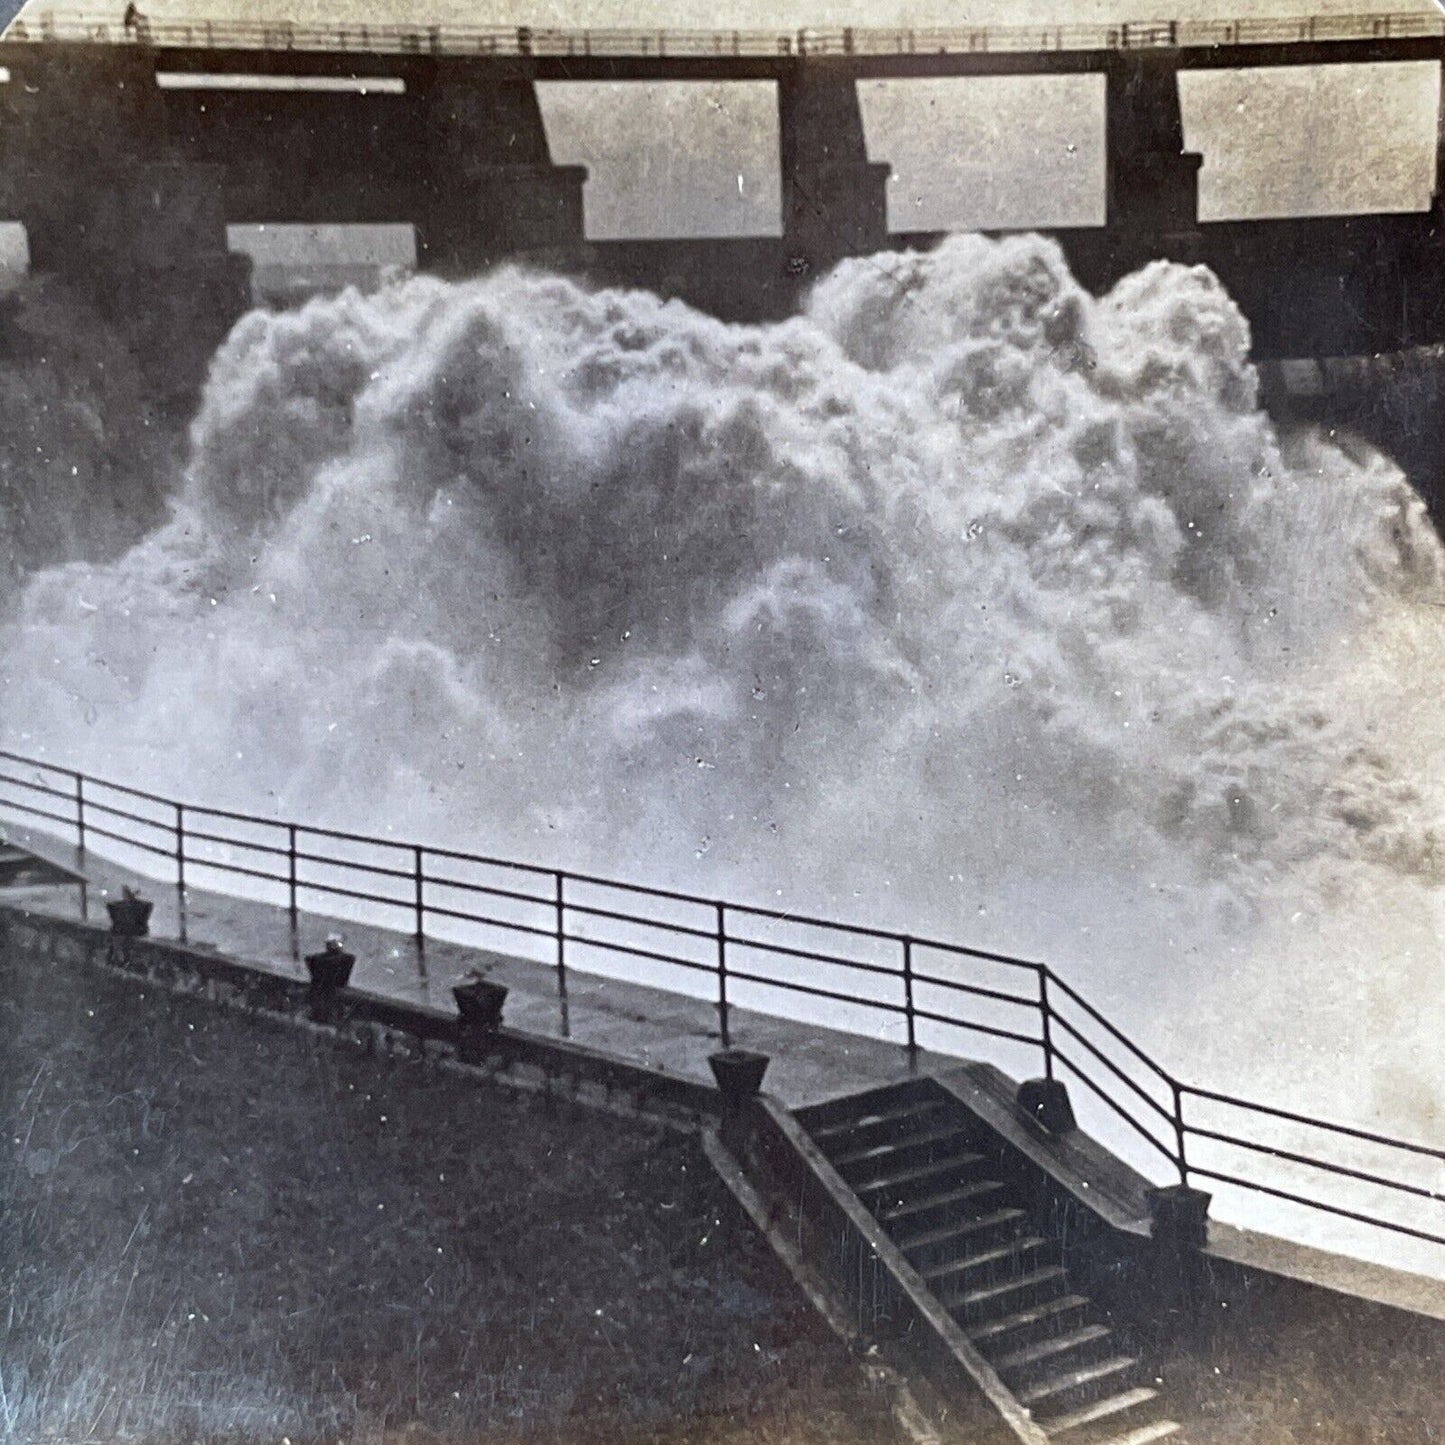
[0,823,943,1110]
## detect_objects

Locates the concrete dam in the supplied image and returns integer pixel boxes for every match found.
[8,11,1445,495]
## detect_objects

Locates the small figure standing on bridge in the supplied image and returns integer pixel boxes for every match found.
[122,2,146,39]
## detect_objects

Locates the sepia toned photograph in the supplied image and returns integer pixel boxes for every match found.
[3,0,1445,1440]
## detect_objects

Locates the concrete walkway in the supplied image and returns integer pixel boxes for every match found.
[8,822,1445,1320]
[1,823,942,1111]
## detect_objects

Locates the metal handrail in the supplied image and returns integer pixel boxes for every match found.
[2,744,1444,1258]
[4,9,1444,60]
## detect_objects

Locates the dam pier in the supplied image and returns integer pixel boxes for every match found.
[8,12,1445,440]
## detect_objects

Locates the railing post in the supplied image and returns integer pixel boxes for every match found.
[901,934,916,1055]
[554,871,569,1017]
[1039,966,1055,1080]
[287,824,298,929]
[174,803,186,895]
[1172,1080,1189,1184]
[716,901,730,1049]
[74,773,86,855]
[413,845,425,947]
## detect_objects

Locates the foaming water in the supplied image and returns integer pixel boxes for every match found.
[4,234,1445,1270]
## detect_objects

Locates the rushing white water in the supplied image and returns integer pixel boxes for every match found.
[5,233,1445,1273]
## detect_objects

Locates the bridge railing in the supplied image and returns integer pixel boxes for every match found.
[2,744,1443,1257]
[5,10,1445,60]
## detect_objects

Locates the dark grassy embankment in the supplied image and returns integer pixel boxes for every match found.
[0,939,901,1445]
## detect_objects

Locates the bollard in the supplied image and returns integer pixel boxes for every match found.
[1017,1076,1077,1135]
[105,886,153,968]
[106,886,153,938]
[1147,1183,1213,1330]
[453,970,508,1065]
[708,1048,770,1156]
[303,936,355,1024]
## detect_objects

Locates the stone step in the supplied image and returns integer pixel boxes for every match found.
[897,1206,1028,1261]
[1040,1386,1163,1440]
[876,1176,1010,1229]
[993,1323,1116,1387]
[811,1097,946,1152]
[1090,1421,1182,1445]
[923,1235,1052,1290]
[947,1263,1070,1320]
[855,1151,990,1205]
[968,1293,1093,1354]
[798,1080,938,1134]
[1023,1356,1146,1422]
[832,1123,980,1178]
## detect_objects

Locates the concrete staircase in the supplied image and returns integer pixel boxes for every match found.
[797,1078,1183,1445]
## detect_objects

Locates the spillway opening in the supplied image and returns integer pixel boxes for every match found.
[227,222,416,305]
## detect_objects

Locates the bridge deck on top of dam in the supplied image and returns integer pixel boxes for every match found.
[8,5,1445,366]
[7,7,1445,72]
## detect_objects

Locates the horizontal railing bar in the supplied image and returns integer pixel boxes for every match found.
[1045,968,1176,1085]
[1050,1013,1176,1123]
[910,1007,1042,1048]
[724,898,918,945]
[81,821,175,858]
[910,970,1038,1009]
[726,933,902,979]
[1051,1044,1179,1166]
[727,967,907,1012]
[293,848,415,883]
[77,796,173,831]
[376,838,552,878]
[0,796,76,830]
[420,872,552,910]
[0,769,70,801]
[183,854,286,887]
[1183,1084,1445,1161]
[558,897,718,942]
[0,748,76,777]
[1186,1126,1445,1202]
[561,930,716,976]
[176,798,288,827]
[184,827,288,857]
[295,821,414,851]
[1189,1168,1445,1248]
[416,902,558,941]
[551,866,724,910]
[66,773,172,806]
[292,876,412,911]
[908,935,1048,974]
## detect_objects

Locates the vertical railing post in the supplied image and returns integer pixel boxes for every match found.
[174,803,186,895]
[901,934,917,1055]
[554,871,569,1025]
[716,901,730,1049]
[287,824,298,929]
[74,773,86,855]
[1039,966,1055,1081]
[1172,1080,1189,1185]
[412,845,425,947]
